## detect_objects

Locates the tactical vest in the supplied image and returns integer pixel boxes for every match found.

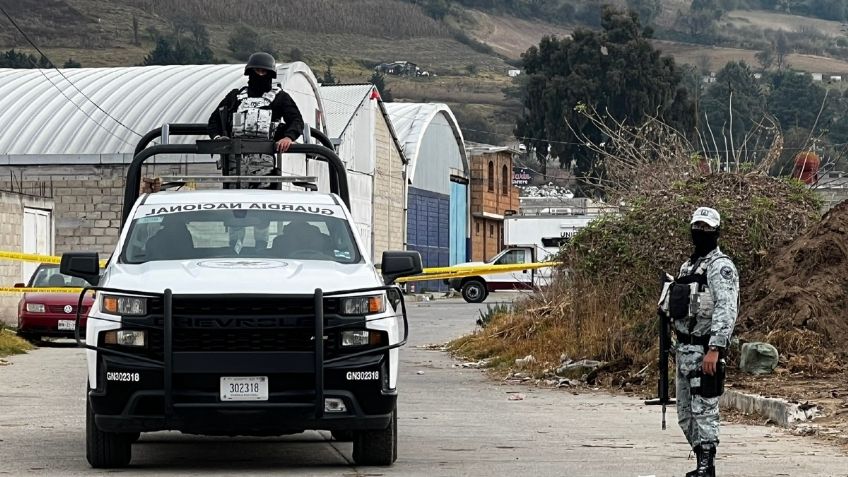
[231,85,282,139]
[663,254,727,329]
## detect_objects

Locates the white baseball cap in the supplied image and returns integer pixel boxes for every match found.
[691,207,720,228]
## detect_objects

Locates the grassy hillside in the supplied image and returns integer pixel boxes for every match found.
[3,0,848,147]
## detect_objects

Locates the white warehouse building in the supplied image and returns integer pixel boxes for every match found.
[0,62,331,255]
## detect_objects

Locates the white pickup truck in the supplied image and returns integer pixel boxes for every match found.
[449,215,595,303]
[60,127,422,468]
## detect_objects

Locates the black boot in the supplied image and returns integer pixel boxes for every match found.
[684,445,702,477]
[695,445,716,477]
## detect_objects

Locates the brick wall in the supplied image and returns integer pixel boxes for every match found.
[0,163,218,256]
[469,150,518,217]
[372,113,406,261]
[0,192,55,325]
[467,150,518,261]
[470,217,502,262]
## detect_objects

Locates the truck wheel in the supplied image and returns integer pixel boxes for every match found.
[352,407,397,466]
[461,280,488,303]
[86,397,132,468]
[332,430,354,442]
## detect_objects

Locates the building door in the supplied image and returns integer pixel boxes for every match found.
[407,187,450,291]
[449,181,467,265]
[22,208,52,282]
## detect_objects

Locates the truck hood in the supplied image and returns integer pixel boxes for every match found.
[452,261,487,268]
[102,259,382,295]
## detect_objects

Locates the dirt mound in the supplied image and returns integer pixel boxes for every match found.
[741,200,848,365]
[450,173,823,376]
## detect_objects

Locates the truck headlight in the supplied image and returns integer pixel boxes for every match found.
[340,295,385,315]
[26,303,46,313]
[103,330,146,347]
[340,330,383,347]
[101,295,147,316]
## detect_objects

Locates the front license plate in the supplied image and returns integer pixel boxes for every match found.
[57,320,75,330]
[220,376,268,401]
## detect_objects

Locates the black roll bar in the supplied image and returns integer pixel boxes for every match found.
[132,124,336,158]
[123,138,350,223]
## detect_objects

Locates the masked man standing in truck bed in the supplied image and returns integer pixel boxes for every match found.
[669,206,739,477]
[207,51,304,188]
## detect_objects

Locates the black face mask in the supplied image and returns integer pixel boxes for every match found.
[691,229,719,258]
[247,71,272,97]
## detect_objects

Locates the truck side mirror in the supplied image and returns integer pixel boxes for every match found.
[60,252,101,286]
[381,251,423,285]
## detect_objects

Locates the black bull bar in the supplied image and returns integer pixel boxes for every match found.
[74,285,408,421]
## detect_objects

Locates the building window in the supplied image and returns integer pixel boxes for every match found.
[487,161,494,192]
[489,224,494,237]
[476,221,480,235]
[502,164,508,196]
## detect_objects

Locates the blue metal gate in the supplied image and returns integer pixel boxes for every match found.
[449,181,467,265]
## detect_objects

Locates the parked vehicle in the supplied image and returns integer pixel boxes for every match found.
[450,215,597,303]
[61,126,422,468]
[16,263,94,341]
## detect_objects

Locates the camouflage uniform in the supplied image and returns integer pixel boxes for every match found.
[674,247,739,449]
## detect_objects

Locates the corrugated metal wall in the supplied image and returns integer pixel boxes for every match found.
[407,187,449,291]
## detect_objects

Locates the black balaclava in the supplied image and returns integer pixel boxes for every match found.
[247,70,273,97]
[691,227,720,258]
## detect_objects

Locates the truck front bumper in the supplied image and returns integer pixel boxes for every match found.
[91,352,395,435]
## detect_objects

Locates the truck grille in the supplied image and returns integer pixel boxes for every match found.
[135,296,341,360]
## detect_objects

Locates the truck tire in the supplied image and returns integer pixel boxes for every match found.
[461,279,488,303]
[352,407,397,466]
[86,396,132,468]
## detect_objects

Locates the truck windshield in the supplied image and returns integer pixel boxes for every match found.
[121,207,360,264]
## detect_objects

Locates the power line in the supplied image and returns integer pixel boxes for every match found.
[0,4,142,139]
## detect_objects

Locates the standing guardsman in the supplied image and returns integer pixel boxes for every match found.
[660,206,739,477]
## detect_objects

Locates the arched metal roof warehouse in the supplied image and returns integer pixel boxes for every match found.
[384,102,467,188]
[0,62,325,164]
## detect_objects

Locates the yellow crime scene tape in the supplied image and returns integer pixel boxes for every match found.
[396,261,561,283]
[0,249,559,288]
[0,287,85,294]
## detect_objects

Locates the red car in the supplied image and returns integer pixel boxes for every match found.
[16,263,94,341]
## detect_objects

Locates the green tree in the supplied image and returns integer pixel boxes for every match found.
[227,25,277,61]
[63,58,82,68]
[142,19,214,65]
[699,61,766,159]
[0,50,52,68]
[626,0,661,25]
[289,47,304,62]
[322,58,337,85]
[768,71,830,132]
[755,46,775,71]
[369,71,393,102]
[514,7,694,190]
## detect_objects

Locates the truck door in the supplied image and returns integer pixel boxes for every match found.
[487,247,532,290]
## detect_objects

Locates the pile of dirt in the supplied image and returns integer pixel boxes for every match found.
[450,173,822,376]
[741,200,848,370]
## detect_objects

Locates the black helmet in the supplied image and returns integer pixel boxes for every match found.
[244,52,277,78]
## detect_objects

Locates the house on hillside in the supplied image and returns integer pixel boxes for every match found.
[320,83,407,261]
[375,61,420,77]
[385,103,468,290]
[0,62,326,255]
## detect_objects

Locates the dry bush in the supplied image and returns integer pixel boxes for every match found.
[450,109,822,378]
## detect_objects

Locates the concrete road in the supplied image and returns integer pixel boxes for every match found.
[1,294,846,476]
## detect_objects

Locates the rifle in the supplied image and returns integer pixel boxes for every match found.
[645,273,676,430]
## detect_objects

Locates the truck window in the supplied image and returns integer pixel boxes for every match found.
[494,249,528,265]
[121,209,360,264]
